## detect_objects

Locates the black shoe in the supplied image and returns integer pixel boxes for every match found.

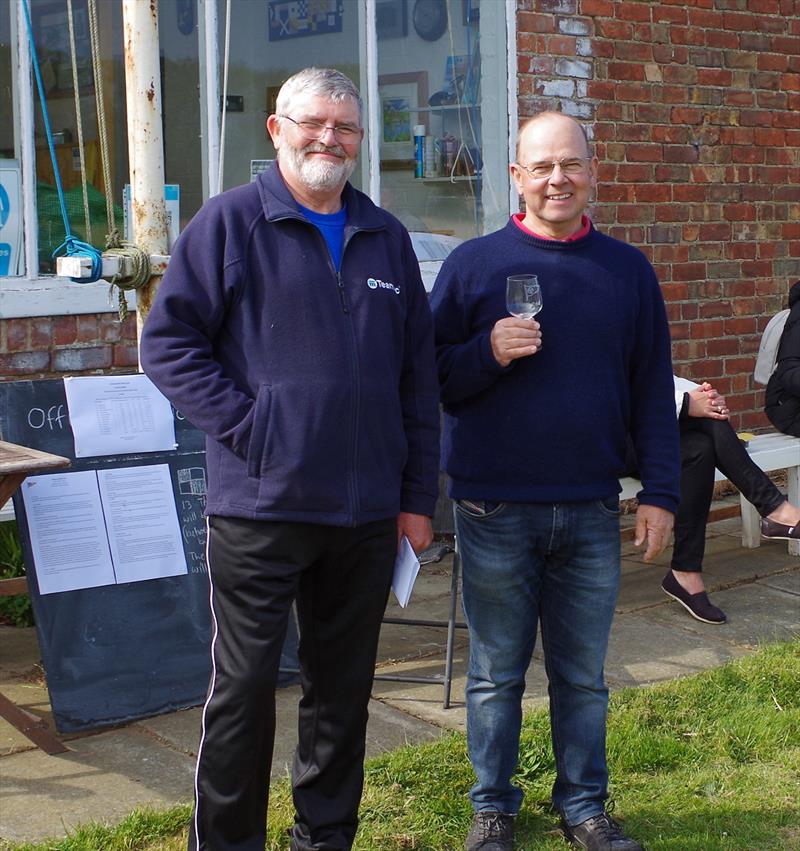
[661,571,726,624]
[465,811,515,850]
[561,812,644,851]
[761,516,800,541]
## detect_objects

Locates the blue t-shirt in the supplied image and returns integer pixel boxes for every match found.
[298,203,347,271]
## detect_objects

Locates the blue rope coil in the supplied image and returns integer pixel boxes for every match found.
[21,0,103,283]
[52,235,104,281]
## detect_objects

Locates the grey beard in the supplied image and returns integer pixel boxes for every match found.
[282,145,357,192]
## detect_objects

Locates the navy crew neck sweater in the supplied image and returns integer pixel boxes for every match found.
[430,218,680,512]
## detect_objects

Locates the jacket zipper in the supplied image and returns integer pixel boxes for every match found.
[270,204,383,525]
[339,227,361,524]
[312,224,362,524]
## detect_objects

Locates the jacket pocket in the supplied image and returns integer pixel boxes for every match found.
[251,380,353,515]
[246,384,273,479]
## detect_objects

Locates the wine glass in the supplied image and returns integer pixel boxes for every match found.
[506,275,542,319]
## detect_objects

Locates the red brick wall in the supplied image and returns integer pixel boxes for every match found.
[0,314,139,379]
[517,0,800,431]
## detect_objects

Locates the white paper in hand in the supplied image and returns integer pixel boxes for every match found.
[392,535,420,608]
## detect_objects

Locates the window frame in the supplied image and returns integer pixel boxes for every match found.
[1,0,516,320]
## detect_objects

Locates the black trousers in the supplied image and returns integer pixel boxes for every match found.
[672,418,784,572]
[189,515,396,851]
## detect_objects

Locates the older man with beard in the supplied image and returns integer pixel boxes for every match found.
[141,67,440,851]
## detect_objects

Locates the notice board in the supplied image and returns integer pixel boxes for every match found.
[0,378,297,733]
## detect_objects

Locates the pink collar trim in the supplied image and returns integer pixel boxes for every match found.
[512,213,591,242]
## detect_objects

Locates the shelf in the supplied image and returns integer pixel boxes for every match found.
[419,175,479,183]
[415,103,480,113]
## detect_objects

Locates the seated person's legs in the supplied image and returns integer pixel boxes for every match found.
[663,424,728,624]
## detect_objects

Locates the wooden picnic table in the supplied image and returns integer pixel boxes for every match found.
[0,439,70,754]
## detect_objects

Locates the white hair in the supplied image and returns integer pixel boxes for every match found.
[275,67,362,124]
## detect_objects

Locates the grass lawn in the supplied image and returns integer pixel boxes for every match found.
[1,640,798,851]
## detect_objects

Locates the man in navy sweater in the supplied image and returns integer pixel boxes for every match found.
[141,68,439,851]
[430,112,680,851]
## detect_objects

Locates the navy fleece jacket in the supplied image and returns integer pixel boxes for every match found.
[140,164,440,525]
[430,219,680,512]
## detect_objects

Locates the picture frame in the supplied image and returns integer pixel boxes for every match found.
[32,0,94,98]
[268,0,344,41]
[378,72,429,161]
[376,0,407,40]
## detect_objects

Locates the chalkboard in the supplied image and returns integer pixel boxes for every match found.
[0,378,298,733]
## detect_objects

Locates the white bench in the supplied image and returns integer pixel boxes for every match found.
[619,431,800,555]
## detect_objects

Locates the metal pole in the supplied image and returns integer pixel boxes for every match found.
[122,0,169,357]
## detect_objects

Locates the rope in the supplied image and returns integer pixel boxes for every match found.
[20,0,102,282]
[87,0,118,247]
[85,0,150,319]
[103,243,151,320]
[66,0,92,244]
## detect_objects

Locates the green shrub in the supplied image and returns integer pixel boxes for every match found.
[0,520,34,627]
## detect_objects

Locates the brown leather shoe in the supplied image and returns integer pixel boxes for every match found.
[761,516,800,541]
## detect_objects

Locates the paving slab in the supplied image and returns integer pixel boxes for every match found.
[0,725,196,843]
[0,680,63,756]
[376,621,451,664]
[616,561,669,612]
[373,642,553,733]
[700,537,800,583]
[758,569,800,595]
[604,612,752,688]
[647,577,800,647]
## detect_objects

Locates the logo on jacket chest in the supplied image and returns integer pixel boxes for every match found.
[367,277,400,295]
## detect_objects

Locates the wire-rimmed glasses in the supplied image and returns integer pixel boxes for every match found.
[516,157,592,180]
[279,115,361,143]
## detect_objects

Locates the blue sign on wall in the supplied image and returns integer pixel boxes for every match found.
[0,161,22,276]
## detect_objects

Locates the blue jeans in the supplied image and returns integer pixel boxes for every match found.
[455,497,621,826]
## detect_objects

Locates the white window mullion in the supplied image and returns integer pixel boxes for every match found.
[506,0,518,217]
[198,0,221,200]
[363,0,380,205]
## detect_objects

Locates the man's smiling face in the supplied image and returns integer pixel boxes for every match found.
[269,93,362,196]
[510,113,598,240]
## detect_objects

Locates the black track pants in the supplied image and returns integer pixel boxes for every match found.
[189,515,396,851]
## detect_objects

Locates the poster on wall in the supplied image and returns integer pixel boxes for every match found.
[268,0,344,41]
[250,160,275,182]
[0,160,23,277]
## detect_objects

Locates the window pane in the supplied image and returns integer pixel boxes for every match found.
[0,6,14,157]
[0,2,21,276]
[161,0,202,229]
[29,0,127,275]
[376,0,509,242]
[220,0,364,193]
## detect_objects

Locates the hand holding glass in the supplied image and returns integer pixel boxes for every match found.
[506,275,542,320]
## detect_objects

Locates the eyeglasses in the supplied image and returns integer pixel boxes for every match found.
[516,157,592,179]
[280,115,361,143]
